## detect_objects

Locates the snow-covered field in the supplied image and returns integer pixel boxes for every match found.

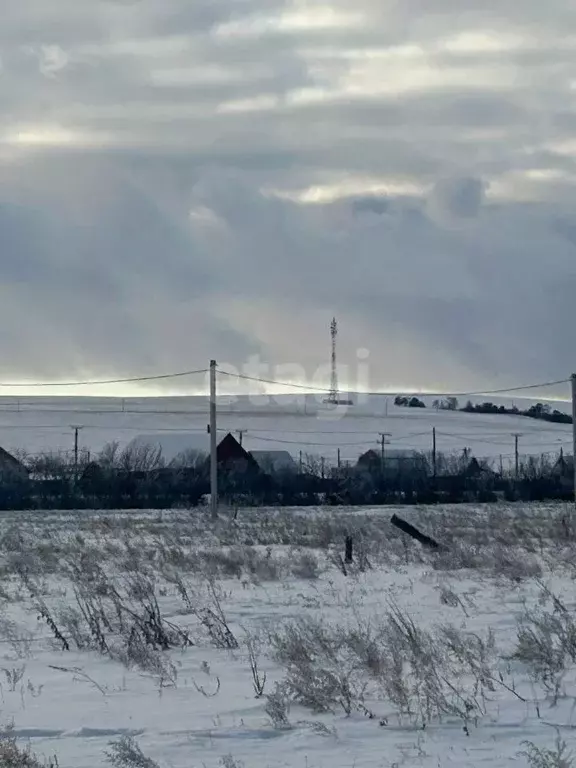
[0,393,572,467]
[2,503,576,767]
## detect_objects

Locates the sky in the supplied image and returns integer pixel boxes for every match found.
[1,0,576,397]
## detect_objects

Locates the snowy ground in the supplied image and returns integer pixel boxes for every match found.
[1,503,576,766]
[0,393,572,467]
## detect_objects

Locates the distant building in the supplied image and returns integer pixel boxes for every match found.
[552,452,574,489]
[249,450,297,473]
[124,431,258,473]
[356,449,380,471]
[356,448,426,475]
[0,447,28,481]
[215,433,259,473]
[462,457,492,477]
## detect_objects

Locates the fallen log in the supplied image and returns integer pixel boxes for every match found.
[390,514,440,550]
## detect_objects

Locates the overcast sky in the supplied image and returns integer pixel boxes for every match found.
[1,0,576,397]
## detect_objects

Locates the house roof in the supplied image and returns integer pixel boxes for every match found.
[358,448,379,460]
[357,448,422,463]
[0,446,27,474]
[126,431,253,467]
[554,454,574,471]
[249,450,296,471]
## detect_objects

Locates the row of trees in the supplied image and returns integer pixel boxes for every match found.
[396,394,571,425]
[0,441,571,510]
[462,400,572,424]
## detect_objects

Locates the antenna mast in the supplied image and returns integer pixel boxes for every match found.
[323,317,353,405]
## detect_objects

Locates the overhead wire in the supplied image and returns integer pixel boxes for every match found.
[0,365,570,459]
[216,368,570,399]
[0,362,567,397]
[244,434,376,447]
[0,368,209,388]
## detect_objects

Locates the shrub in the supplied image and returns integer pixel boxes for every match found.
[0,725,58,767]
[270,617,367,715]
[511,592,576,701]
[519,734,574,768]
[106,736,160,768]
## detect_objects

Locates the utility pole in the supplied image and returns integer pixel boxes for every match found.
[379,432,391,473]
[513,433,522,480]
[209,360,218,520]
[337,448,341,468]
[571,374,576,506]
[236,429,245,447]
[432,427,437,478]
[71,425,83,479]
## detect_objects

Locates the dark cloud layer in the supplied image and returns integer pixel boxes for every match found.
[0,0,575,393]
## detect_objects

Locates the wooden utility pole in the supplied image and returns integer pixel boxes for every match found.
[379,432,392,473]
[209,360,218,520]
[513,433,522,480]
[71,425,83,476]
[432,427,437,478]
[337,448,341,468]
[236,429,245,447]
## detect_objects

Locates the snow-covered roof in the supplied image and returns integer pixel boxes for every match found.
[249,450,296,471]
[126,432,209,463]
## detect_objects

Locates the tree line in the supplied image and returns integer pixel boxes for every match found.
[397,395,572,425]
[0,440,571,510]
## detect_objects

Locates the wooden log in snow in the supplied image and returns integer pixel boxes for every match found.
[344,535,353,564]
[390,514,440,550]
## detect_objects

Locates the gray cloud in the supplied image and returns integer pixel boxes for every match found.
[0,0,575,393]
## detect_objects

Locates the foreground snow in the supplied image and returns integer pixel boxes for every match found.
[0,504,574,766]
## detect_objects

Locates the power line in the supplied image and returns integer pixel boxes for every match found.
[436,431,572,448]
[0,362,567,397]
[391,431,433,441]
[230,434,376,447]
[0,423,570,447]
[216,369,570,398]
[0,368,209,388]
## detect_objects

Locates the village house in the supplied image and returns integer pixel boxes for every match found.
[248,450,297,473]
[0,446,28,480]
[356,448,427,476]
[552,450,574,490]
